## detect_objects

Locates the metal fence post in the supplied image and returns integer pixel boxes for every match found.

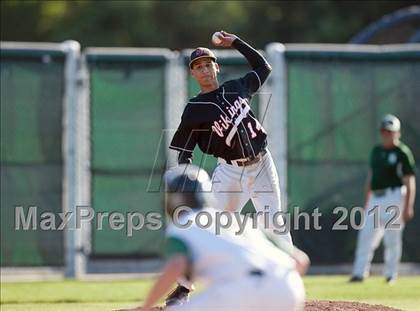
[62,40,86,278]
[264,43,288,209]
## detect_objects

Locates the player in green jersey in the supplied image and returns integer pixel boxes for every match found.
[350,114,416,283]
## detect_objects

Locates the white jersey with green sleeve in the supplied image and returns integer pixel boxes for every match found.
[165,208,295,285]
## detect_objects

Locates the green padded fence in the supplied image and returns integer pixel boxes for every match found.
[1,49,65,266]
[286,47,420,263]
[86,52,169,257]
[2,44,419,268]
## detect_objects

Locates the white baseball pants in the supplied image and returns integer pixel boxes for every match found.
[211,149,293,248]
[352,186,406,279]
[167,268,305,311]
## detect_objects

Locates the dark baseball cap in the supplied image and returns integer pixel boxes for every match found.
[189,47,217,68]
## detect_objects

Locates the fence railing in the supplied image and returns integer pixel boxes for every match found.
[1,41,419,277]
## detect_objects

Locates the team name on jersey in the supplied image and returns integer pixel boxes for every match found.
[211,96,249,137]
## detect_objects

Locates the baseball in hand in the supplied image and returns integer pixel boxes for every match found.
[212,32,222,45]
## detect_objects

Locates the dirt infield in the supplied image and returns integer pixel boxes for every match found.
[305,300,402,311]
[129,300,402,311]
[130,301,402,311]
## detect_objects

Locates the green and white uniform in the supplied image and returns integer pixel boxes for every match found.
[165,208,305,311]
[352,142,416,279]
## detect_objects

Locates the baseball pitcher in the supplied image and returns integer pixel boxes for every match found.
[170,30,292,249]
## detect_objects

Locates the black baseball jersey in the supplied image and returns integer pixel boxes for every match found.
[170,38,272,163]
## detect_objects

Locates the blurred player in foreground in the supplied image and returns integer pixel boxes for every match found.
[350,114,416,283]
[120,164,309,311]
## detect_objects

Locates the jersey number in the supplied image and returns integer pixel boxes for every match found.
[247,122,257,138]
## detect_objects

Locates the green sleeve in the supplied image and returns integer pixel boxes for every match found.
[401,146,416,176]
[164,236,190,260]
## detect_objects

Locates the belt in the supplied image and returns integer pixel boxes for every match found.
[222,149,267,167]
[249,269,265,277]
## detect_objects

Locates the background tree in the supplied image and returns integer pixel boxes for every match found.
[1,1,418,48]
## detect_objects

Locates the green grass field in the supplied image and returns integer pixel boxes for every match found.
[1,276,420,310]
